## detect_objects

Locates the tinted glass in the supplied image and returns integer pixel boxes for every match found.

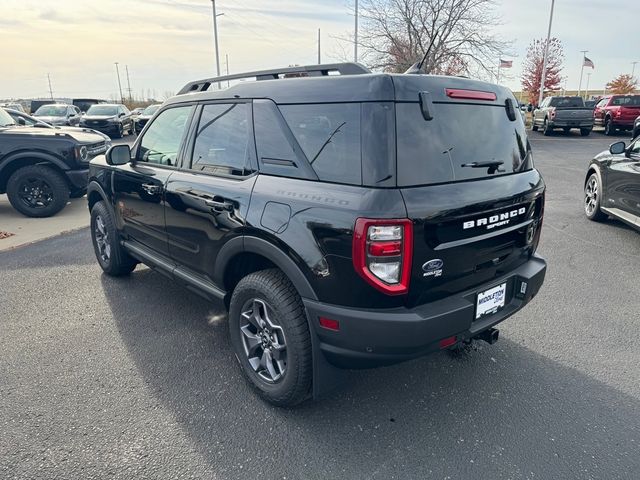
[0,108,16,126]
[86,105,118,116]
[138,106,192,166]
[549,97,584,107]
[611,96,640,106]
[396,102,532,186]
[35,105,67,116]
[190,103,251,175]
[143,104,160,115]
[280,103,361,185]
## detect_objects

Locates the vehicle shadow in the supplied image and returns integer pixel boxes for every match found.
[101,270,640,479]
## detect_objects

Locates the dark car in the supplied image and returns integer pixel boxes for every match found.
[33,103,82,127]
[6,108,112,146]
[87,63,547,406]
[593,95,640,135]
[72,98,107,114]
[0,108,109,217]
[633,115,640,140]
[80,103,133,138]
[584,139,640,229]
[132,104,161,134]
[532,96,594,136]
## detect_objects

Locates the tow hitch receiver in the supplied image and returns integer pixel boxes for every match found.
[475,328,499,345]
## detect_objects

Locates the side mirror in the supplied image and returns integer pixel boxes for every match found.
[17,117,26,126]
[609,141,626,155]
[119,112,125,117]
[106,144,131,165]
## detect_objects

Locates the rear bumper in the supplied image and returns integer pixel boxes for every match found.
[304,254,546,369]
[65,169,89,189]
[548,120,593,128]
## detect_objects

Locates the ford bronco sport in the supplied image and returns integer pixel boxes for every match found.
[87,63,547,406]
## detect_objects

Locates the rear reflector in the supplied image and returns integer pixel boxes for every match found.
[319,317,340,331]
[439,336,457,349]
[368,241,402,256]
[445,88,497,101]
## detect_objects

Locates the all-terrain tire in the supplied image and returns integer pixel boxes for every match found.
[90,201,137,276]
[229,269,312,407]
[6,165,69,218]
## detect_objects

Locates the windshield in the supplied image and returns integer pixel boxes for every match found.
[35,105,67,116]
[0,108,16,126]
[143,105,160,116]
[396,102,532,186]
[611,96,640,106]
[87,105,118,116]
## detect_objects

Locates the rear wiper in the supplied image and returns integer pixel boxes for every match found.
[310,122,346,165]
[461,161,504,174]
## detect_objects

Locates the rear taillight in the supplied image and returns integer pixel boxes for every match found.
[353,218,413,295]
[550,107,556,119]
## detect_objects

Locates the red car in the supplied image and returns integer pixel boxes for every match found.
[594,94,640,135]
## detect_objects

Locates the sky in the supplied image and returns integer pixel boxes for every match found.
[0,0,638,101]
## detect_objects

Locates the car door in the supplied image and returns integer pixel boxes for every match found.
[164,101,257,287]
[606,138,640,222]
[120,105,132,132]
[593,97,609,126]
[112,104,195,256]
[534,97,548,126]
[69,106,81,125]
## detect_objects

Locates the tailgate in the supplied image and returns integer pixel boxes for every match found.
[401,171,544,307]
[554,109,592,121]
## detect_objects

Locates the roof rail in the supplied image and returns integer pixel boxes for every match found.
[177,62,371,95]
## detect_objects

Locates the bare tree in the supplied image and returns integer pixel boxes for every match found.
[356,0,512,77]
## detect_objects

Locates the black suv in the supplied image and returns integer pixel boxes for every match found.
[0,108,109,217]
[80,103,133,138]
[87,63,547,406]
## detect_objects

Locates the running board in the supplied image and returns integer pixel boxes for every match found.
[601,207,640,227]
[122,240,226,301]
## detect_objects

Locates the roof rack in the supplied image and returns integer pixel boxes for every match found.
[177,62,371,95]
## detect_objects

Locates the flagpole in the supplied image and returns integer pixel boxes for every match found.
[578,50,588,98]
[497,62,501,84]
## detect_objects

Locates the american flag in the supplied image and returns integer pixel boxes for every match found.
[583,56,595,68]
[499,59,513,68]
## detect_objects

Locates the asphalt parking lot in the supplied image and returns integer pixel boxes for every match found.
[1,130,639,479]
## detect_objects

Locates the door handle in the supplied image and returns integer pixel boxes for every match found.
[204,199,233,211]
[141,183,161,195]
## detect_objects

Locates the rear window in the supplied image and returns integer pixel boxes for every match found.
[550,97,584,108]
[611,96,640,106]
[396,102,531,187]
[280,103,361,185]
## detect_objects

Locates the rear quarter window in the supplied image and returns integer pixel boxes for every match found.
[396,102,532,187]
[279,103,361,185]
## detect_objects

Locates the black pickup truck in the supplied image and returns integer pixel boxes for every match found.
[532,96,594,136]
[0,107,109,217]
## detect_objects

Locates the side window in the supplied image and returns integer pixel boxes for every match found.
[138,106,192,166]
[596,98,607,108]
[280,103,361,185]
[121,105,130,114]
[253,100,307,178]
[190,103,251,176]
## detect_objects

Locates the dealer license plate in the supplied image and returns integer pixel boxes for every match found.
[476,283,507,319]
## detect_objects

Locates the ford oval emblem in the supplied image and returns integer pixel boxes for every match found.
[422,259,444,272]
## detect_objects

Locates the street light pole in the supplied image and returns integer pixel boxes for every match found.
[538,0,555,107]
[354,0,358,62]
[211,0,221,88]
[632,61,638,78]
[585,72,591,99]
[114,62,124,104]
[318,28,321,64]
[578,50,588,98]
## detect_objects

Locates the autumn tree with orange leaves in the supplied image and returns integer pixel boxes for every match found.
[521,38,564,105]
[606,74,638,94]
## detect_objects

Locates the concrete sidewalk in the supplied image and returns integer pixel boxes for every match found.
[0,194,89,251]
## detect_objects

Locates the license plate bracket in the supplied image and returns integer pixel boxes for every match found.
[475,282,507,320]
